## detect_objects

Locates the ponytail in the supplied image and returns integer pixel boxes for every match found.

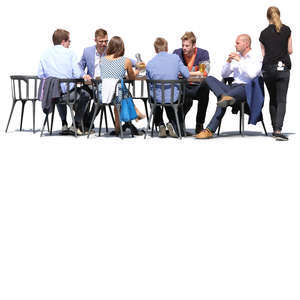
[267,6,282,33]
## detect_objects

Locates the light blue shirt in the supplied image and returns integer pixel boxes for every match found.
[146,52,190,103]
[38,45,82,92]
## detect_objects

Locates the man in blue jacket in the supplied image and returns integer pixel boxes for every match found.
[79,28,141,132]
[79,28,108,82]
[173,32,210,134]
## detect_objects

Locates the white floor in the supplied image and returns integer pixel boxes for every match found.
[1,104,299,300]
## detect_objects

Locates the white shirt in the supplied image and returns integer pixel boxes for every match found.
[94,51,101,79]
[221,50,262,84]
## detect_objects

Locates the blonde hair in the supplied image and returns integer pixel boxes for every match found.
[154,37,168,53]
[267,6,282,33]
[181,32,196,44]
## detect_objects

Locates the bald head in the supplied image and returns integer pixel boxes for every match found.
[238,34,251,47]
[235,34,251,56]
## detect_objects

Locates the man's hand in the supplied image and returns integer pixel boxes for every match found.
[227,52,241,63]
[83,74,92,84]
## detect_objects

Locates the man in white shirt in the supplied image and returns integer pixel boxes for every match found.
[38,29,90,135]
[195,34,262,139]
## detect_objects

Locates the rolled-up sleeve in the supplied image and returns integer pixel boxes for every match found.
[178,58,190,78]
[37,60,45,78]
[221,62,235,78]
[71,52,83,78]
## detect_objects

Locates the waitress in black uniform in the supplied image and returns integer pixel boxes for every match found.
[259,6,293,141]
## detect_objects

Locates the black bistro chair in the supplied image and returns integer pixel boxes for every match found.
[87,79,136,139]
[217,77,268,137]
[6,75,40,133]
[40,78,85,137]
[87,79,116,138]
[129,78,149,122]
[145,79,186,139]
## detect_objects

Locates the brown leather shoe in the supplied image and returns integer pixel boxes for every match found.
[217,95,236,108]
[194,128,213,139]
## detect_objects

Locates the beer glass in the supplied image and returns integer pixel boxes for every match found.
[199,60,210,78]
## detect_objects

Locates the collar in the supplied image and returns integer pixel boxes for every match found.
[157,51,168,56]
[241,49,252,59]
[95,45,107,57]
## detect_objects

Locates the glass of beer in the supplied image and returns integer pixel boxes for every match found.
[199,62,206,78]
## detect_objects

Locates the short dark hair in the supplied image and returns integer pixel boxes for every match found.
[106,36,125,58]
[95,28,108,39]
[154,37,168,53]
[52,29,70,45]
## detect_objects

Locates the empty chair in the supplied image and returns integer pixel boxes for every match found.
[6,75,40,133]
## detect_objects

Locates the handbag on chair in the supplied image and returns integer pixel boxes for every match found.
[120,79,137,122]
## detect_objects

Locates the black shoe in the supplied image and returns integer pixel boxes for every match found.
[128,123,141,136]
[195,123,204,134]
[109,130,120,136]
[185,131,193,137]
[274,133,288,141]
[122,123,130,132]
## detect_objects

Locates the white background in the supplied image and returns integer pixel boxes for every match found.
[0,1,299,300]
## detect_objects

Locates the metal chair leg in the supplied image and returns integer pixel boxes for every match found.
[240,102,245,137]
[87,103,99,139]
[144,106,154,139]
[261,119,268,136]
[108,105,115,127]
[99,106,104,137]
[32,101,36,133]
[217,121,221,136]
[5,101,17,133]
[104,106,108,133]
[181,106,186,137]
[50,105,55,135]
[20,101,26,131]
[40,114,49,137]
[151,106,156,137]
[143,99,149,122]
[173,107,182,139]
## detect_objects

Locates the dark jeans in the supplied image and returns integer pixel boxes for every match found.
[57,88,91,125]
[263,70,290,132]
[184,83,209,125]
[205,76,246,132]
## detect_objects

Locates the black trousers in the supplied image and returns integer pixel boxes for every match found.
[183,83,210,125]
[263,70,290,132]
[57,88,91,125]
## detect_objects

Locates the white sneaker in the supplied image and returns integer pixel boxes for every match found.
[166,122,178,138]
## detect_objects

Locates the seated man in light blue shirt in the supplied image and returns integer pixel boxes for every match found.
[38,29,90,135]
[146,37,200,137]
